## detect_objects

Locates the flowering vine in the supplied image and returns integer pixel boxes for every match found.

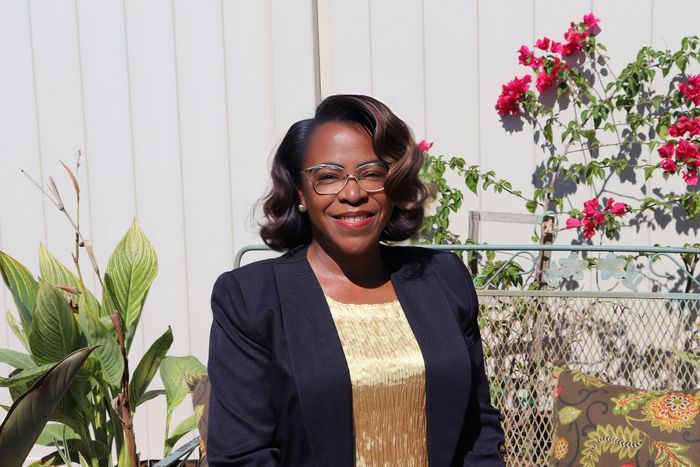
[565,197,628,239]
[491,12,700,230]
[419,12,699,290]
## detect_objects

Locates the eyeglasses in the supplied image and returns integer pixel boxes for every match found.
[300,161,390,195]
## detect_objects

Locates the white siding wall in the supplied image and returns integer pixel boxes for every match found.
[0,0,698,461]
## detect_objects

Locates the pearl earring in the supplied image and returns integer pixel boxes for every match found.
[297,204,307,213]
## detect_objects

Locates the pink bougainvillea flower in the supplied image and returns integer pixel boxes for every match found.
[536,70,556,92]
[561,27,589,56]
[678,75,700,106]
[583,13,601,28]
[536,58,566,92]
[517,45,531,65]
[583,198,599,216]
[565,217,582,229]
[550,41,563,54]
[417,139,433,153]
[518,45,543,68]
[535,37,551,51]
[683,170,699,185]
[605,198,627,216]
[613,205,627,216]
[669,115,700,138]
[674,139,699,163]
[660,158,678,174]
[593,210,605,225]
[495,75,532,117]
[583,13,601,35]
[583,219,597,239]
[658,142,675,159]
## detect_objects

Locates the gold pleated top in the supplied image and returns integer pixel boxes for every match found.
[326,295,428,467]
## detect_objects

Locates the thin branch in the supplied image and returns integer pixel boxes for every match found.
[21,170,61,210]
[22,166,104,290]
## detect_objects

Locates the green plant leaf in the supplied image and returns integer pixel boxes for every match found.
[137,389,166,407]
[543,120,553,144]
[28,282,78,366]
[0,349,35,370]
[39,244,101,315]
[39,244,80,292]
[35,423,80,446]
[0,251,38,329]
[0,363,54,389]
[117,439,131,467]
[160,356,207,442]
[465,170,479,195]
[6,313,29,352]
[0,346,95,467]
[644,165,656,181]
[77,293,123,387]
[130,327,173,410]
[164,413,197,456]
[104,219,158,349]
[161,356,207,411]
[525,200,538,213]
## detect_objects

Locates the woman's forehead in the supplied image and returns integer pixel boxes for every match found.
[303,122,376,166]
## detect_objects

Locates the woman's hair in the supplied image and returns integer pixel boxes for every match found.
[260,94,428,251]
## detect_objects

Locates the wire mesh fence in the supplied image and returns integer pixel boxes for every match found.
[478,290,700,466]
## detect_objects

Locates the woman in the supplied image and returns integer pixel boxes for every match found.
[208,95,505,466]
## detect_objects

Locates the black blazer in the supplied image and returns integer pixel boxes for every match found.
[207,244,505,466]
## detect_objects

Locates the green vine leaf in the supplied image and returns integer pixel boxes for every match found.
[525,199,538,213]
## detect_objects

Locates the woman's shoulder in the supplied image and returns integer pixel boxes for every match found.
[219,245,305,284]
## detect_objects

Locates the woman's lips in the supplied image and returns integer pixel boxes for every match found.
[332,212,375,229]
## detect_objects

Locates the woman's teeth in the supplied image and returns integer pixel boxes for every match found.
[340,215,368,222]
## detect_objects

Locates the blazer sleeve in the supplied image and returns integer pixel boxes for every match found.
[207,271,280,466]
[448,253,506,466]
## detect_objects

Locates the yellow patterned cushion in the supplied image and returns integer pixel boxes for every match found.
[550,367,700,466]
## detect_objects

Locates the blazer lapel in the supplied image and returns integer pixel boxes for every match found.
[386,248,472,466]
[273,248,354,467]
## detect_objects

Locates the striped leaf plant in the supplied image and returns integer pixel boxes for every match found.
[0,219,204,467]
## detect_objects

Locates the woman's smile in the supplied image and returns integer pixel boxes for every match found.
[331,211,376,229]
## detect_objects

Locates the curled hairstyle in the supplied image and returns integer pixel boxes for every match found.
[260,94,427,251]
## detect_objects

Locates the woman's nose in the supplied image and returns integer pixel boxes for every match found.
[337,175,368,203]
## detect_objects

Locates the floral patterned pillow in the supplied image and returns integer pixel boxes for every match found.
[550,367,700,466]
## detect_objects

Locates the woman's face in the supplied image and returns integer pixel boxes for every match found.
[297,121,394,257]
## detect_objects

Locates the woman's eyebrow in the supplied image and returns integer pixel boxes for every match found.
[317,159,383,168]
